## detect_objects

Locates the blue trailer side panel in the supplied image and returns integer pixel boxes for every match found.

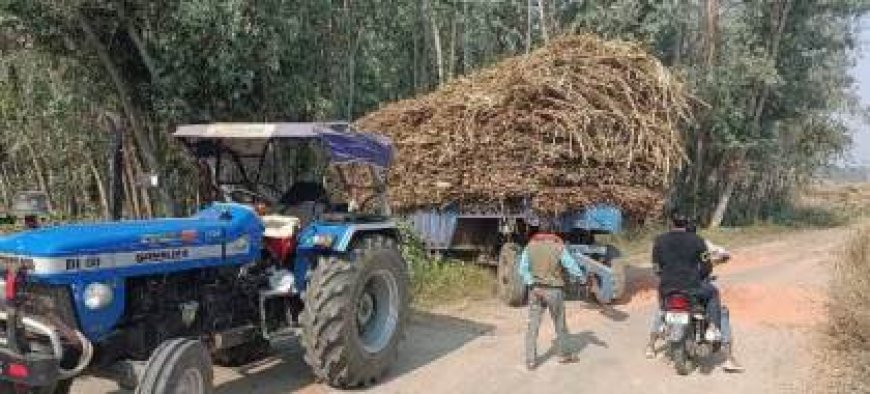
[408,210,459,250]
[560,204,622,234]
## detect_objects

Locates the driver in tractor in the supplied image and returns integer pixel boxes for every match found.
[644,213,743,372]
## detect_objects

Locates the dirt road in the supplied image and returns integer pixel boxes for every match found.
[73,226,844,393]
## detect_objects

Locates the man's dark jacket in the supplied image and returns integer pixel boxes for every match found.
[652,230,711,293]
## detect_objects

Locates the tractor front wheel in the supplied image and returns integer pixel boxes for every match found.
[135,338,213,394]
[301,235,409,388]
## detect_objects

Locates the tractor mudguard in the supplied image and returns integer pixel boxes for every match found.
[296,222,399,253]
[293,222,399,293]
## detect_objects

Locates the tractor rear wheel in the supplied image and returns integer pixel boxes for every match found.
[497,242,527,307]
[301,235,409,388]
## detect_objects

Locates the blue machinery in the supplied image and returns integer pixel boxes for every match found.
[407,201,626,305]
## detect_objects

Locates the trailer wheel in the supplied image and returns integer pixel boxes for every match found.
[497,242,527,307]
[302,235,409,388]
[608,258,627,302]
[135,338,213,394]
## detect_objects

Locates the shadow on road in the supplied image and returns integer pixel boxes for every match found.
[620,264,657,305]
[380,310,495,384]
[537,330,609,365]
[214,338,315,394]
[210,309,494,393]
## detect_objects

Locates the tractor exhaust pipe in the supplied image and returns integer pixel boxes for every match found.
[106,115,124,221]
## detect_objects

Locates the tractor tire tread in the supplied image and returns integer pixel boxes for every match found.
[136,338,213,394]
[302,234,409,388]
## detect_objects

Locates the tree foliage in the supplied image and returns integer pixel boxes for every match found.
[0,0,866,224]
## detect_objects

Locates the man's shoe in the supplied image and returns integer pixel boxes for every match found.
[722,343,744,372]
[644,344,656,359]
[526,361,537,371]
[723,358,744,373]
[705,325,722,342]
[558,354,579,364]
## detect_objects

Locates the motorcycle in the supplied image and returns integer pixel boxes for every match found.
[662,276,723,375]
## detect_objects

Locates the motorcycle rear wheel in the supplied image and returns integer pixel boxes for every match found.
[671,342,692,375]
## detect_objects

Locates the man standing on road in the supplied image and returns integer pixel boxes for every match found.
[644,214,743,372]
[518,220,585,370]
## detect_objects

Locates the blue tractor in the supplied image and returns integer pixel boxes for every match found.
[407,202,625,306]
[0,123,409,393]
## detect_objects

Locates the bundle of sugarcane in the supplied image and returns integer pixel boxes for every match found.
[355,34,690,218]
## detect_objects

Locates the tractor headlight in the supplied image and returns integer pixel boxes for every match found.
[311,234,335,248]
[84,282,114,310]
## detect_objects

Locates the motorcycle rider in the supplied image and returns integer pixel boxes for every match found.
[644,213,743,372]
[518,218,585,370]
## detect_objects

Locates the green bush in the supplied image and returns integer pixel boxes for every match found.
[768,205,851,228]
[398,224,495,308]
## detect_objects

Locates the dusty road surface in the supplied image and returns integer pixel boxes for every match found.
[73,226,844,394]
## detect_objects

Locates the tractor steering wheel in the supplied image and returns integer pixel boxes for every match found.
[356,192,383,213]
[220,185,277,206]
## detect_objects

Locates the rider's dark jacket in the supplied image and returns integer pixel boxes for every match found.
[652,230,711,294]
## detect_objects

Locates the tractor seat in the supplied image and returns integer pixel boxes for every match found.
[278,182,330,226]
[262,215,300,238]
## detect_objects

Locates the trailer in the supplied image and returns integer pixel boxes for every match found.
[406,200,626,306]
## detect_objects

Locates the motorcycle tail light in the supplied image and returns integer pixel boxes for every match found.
[7,363,28,379]
[666,294,691,311]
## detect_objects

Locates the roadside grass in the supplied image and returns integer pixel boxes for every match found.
[825,227,870,393]
[399,225,496,308]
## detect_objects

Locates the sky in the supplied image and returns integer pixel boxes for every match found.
[845,18,870,166]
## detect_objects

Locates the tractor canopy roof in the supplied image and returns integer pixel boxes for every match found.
[174,122,393,168]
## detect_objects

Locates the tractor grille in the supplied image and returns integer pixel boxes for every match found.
[19,283,80,330]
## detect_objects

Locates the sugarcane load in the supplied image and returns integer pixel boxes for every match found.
[356,34,690,218]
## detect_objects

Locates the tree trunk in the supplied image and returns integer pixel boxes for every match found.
[123,143,142,218]
[461,1,470,73]
[129,143,154,218]
[423,0,444,84]
[77,15,174,216]
[448,6,458,80]
[703,0,719,66]
[342,0,363,120]
[539,0,549,44]
[708,174,736,229]
[691,128,706,219]
[525,0,533,54]
[752,0,792,134]
[122,162,136,218]
[0,166,9,208]
[23,139,53,212]
[88,158,110,220]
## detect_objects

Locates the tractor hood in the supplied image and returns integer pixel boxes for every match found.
[0,203,263,259]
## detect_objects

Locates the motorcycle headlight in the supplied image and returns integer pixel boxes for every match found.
[84,282,114,310]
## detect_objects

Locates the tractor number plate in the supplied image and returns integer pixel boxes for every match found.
[665,312,689,325]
